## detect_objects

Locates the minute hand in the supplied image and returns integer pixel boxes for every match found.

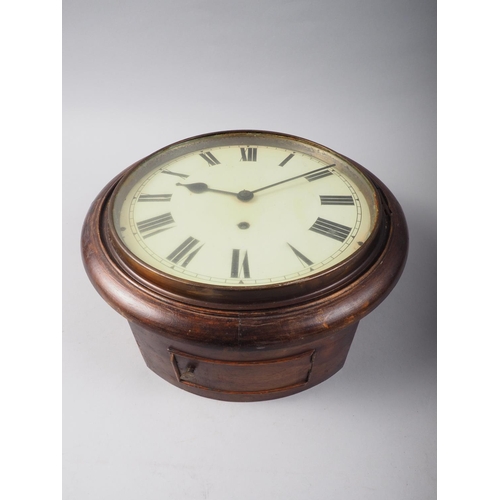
[251,164,336,194]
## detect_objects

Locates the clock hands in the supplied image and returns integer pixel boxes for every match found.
[250,164,336,194]
[176,182,239,196]
[176,164,335,202]
[177,182,255,201]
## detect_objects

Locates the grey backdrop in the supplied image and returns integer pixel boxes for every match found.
[63,1,436,498]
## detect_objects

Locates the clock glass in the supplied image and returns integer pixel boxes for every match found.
[110,131,380,289]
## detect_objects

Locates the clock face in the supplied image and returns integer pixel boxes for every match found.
[111,131,380,289]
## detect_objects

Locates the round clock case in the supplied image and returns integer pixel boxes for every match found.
[81,130,408,402]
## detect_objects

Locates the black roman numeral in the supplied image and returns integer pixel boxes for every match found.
[200,152,220,166]
[279,153,295,167]
[231,249,250,278]
[320,195,354,205]
[309,217,352,242]
[136,213,175,238]
[161,170,189,179]
[138,193,172,202]
[240,147,257,162]
[167,237,203,267]
[305,170,334,182]
[288,243,313,267]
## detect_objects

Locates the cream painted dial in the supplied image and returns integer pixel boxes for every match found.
[112,133,379,287]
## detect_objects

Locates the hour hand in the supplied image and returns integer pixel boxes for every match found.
[176,182,239,197]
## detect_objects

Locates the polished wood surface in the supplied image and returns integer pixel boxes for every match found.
[129,321,358,402]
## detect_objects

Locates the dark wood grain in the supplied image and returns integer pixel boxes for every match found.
[128,320,358,402]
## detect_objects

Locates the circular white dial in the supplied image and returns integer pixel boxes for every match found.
[112,135,378,287]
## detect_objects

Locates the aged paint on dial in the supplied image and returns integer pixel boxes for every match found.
[113,143,377,287]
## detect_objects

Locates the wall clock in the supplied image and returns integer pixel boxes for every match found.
[81,130,408,402]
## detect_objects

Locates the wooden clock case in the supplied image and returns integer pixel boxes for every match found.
[81,133,408,402]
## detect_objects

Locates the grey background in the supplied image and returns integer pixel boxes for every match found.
[63,1,436,499]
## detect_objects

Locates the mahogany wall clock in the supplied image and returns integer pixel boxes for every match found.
[81,130,408,402]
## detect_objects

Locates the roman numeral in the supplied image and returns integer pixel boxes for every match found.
[279,153,295,167]
[167,237,203,267]
[309,217,352,242]
[200,152,220,166]
[231,249,250,278]
[161,170,189,179]
[136,213,175,238]
[288,243,313,267]
[305,169,334,182]
[320,195,354,205]
[240,147,257,162]
[138,193,172,202]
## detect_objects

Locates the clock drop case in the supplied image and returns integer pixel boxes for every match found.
[81,130,408,401]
